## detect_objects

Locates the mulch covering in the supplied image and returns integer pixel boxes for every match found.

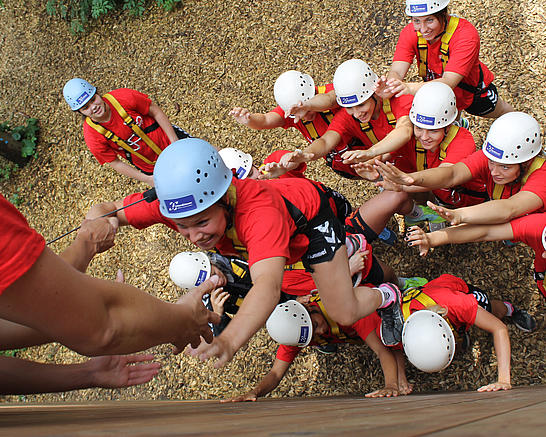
[0,0,544,402]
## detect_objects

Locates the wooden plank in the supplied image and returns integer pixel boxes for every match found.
[0,386,544,436]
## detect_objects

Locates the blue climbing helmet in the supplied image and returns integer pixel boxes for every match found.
[63,78,96,111]
[153,138,233,219]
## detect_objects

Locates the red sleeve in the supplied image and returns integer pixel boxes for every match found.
[111,88,152,117]
[520,166,546,210]
[460,150,488,180]
[275,344,302,363]
[263,150,307,178]
[270,106,297,130]
[390,95,414,118]
[443,21,481,78]
[443,128,477,164]
[0,195,45,294]
[392,24,418,64]
[122,192,178,231]
[327,109,358,145]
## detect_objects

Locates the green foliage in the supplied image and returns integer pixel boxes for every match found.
[0,348,26,357]
[46,0,182,33]
[0,118,40,158]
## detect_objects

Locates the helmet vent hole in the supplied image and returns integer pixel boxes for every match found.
[204,172,208,178]
[196,169,201,174]
[199,199,203,203]
[211,191,215,195]
[196,178,201,183]
[203,191,208,195]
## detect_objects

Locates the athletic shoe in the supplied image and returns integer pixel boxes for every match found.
[399,276,428,291]
[428,221,446,232]
[503,240,517,247]
[346,234,367,258]
[376,283,403,346]
[314,344,338,355]
[455,117,470,129]
[511,308,537,332]
[404,205,446,226]
[378,227,397,246]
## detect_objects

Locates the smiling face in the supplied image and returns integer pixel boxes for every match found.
[414,125,447,151]
[487,159,521,185]
[345,96,378,123]
[412,14,444,41]
[78,93,110,122]
[171,203,228,250]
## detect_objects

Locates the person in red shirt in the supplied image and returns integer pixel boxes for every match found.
[230,70,340,145]
[399,274,533,391]
[277,59,413,180]
[376,112,545,227]
[222,297,408,401]
[63,78,191,186]
[341,82,487,244]
[0,194,220,361]
[95,138,406,366]
[379,0,513,118]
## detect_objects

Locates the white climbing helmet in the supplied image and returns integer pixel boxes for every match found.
[482,112,542,164]
[219,147,253,179]
[274,70,316,115]
[63,78,97,111]
[405,0,450,16]
[169,251,211,289]
[402,309,455,373]
[542,226,546,251]
[409,82,457,129]
[153,138,233,219]
[266,300,313,347]
[333,59,378,107]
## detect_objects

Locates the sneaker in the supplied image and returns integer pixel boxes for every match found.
[399,276,428,291]
[376,283,404,346]
[314,344,338,355]
[346,234,367,257]
[428,221,446,232]
[378,227,397,246]
[511,308,537,332]
[455,117,470,129]
[503,240,517,247]
[404,205,446,226]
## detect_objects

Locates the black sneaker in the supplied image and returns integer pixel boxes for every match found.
[376,283,403,346]
[314,344,338,355]
[511,308,537,332]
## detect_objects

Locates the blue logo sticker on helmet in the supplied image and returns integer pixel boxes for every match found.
[485,142,504,160]
[164,195,197,214]
[340,95,359,105]
[76,91,90,105]
[236,166,247,179]
[195,269,208,286]
[410,4,428,13]
[299,326,310,344]
[416,114,435,126]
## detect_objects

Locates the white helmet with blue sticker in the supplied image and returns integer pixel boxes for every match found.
[63,78,96,111]
[333,59,378,108]
[266,300,313,347]
[402,309,455,373]
[482,112,542,165]
[153,138,232,219]
[169,251,211,289]
[406,0,450,16]
[274,70,316,115]
[219,147,253,180]
[409,82,457,129]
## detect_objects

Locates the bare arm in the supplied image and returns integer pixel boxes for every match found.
[364,330,399,397]
[148,102,178,145]
[302,130,342,160]
[187,256,286,368]
[473,307,511,391]
[222,357,291,402]
[230,108,285,130]
[108,158,154,186]
[86,198,129,226]
[0,353,160,395]
[287,90,339,122]
[0,247,221,356]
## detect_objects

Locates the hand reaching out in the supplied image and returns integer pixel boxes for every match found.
[88,353,161,388]
[425,201,461,226]
[279,149,315,170]
[210,288,229,316]
[220,390,259,403]
[185,334,236,369]
[230,107,252,126]
[374,160,415,189]
[351,162,380,181]
[405,226,432,257]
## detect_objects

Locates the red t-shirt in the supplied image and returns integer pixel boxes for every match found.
[124,177,321,267]
[0,195,46,294]
[393,19,494,110]
[276,312,381,363]
[461,151,546,212]
[325,95,413,177]
[394,127,486,207]
[83,88,171,173]
[263,150,307,179]
[271,83,339,144]
[510,213,546,274]
[405,274,478,331]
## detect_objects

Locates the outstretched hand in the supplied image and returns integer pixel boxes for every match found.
[351,162,380,181]
[342,149,373,165]
[279,149,315,170]
[220,390,259,403]
[425,201,461,226]
[89,353,161,388]
[374,160,415,189]
[405,226,432,257]
[286,101,310,123]
[174,276,222,352]
[185,334,236,369]
[230,107,252,126]
[77,217,118,254]
[258,161,287,179]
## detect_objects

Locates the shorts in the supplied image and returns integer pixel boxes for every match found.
[362,254,384,286]
[467,284,492,313]
[464,83,499,117]
[173,124,191,140]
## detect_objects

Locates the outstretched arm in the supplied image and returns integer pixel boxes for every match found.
[364,330,399,398]
[230,108,285,130]
[0,247,221,357]
[108,158,155,186]
[473,307,512,392]
[287,90,338,123]
[221,357,291,402]
[0,353,160,395]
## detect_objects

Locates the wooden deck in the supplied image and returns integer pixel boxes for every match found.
[0,386,544,436]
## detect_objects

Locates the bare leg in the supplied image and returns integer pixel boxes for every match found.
[481,98,514,119]
[311,247,382,326]
[358,191,413,236]
[491,299,508,319]
[378,258,398,284]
